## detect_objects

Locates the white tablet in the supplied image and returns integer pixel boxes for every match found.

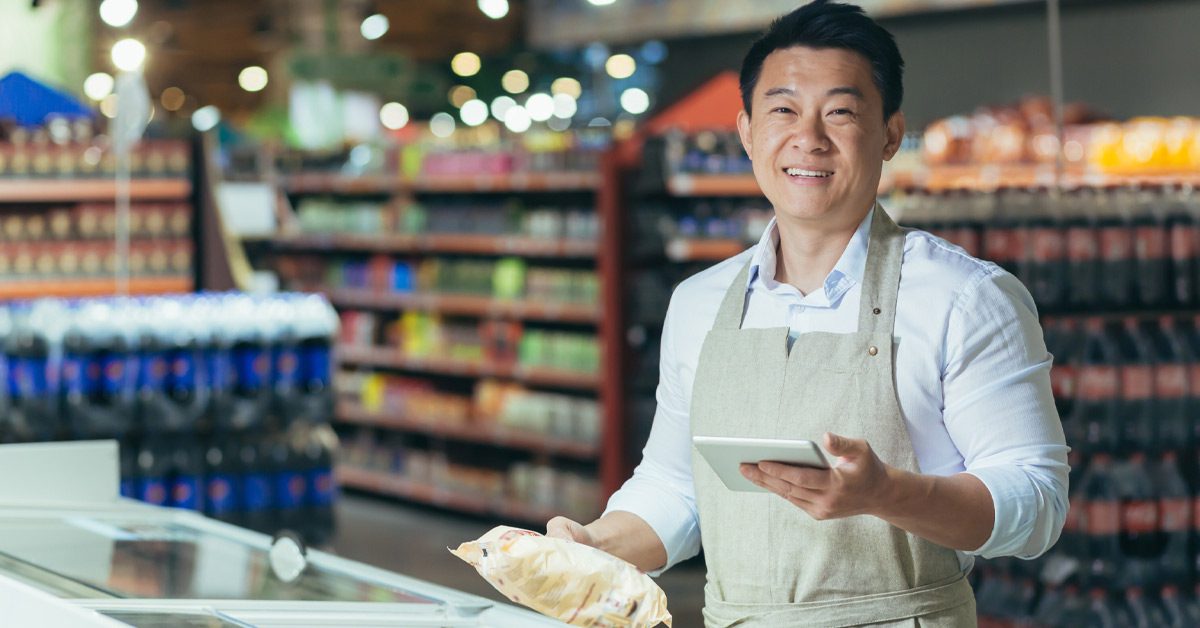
[693,435,830,493]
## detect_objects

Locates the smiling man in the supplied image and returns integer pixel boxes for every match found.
[547,2,1069,626]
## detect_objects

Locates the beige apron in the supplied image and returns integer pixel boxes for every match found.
[690,207,977,627]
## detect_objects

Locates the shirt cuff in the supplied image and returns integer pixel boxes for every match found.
[604,483,701,576]
[962,464,1038,559]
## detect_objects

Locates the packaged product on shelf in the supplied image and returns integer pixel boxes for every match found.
[451,526,672,628]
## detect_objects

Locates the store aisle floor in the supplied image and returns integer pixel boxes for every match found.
[331,493,707,627]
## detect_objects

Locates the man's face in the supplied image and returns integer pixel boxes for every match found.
[737,46,904,230]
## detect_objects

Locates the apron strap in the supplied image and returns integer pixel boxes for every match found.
[712,261,753,331]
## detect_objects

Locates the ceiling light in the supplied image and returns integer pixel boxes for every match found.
[238,66,269,92]
[620,88,650,114]
[525,93,554,122]
[191,105,221,132]
[360,14,389,40]
[460,99,489,127]
[111,38,146,72]
[551,77,582,99]
[490,96,516,122]
[451,52,481,77]
[552,94,577,119]
[160,87,185,111]
[501,69,529,94]
[380,102,409,130]
[504,106,531,133]
[430,112,456,138]
[83,73,115,101]
[478,0,509,19]
[99,0,138,27]
[605,54,636,79]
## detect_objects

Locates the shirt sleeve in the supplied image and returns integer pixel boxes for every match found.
[603,291,702,574]
[941,265,1070,560]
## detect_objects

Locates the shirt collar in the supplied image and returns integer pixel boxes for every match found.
[748,205,874,307]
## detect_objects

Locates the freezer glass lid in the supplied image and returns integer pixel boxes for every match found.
[0,516,436,604]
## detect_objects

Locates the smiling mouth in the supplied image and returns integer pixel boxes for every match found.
[784,167,834,178]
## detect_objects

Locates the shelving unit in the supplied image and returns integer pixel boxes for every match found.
[326,288,599,324]
[337,343,601,391]
[243,143,625,522]
[272,233,598,258]
[337,400,598,459]
[0,150,197,301]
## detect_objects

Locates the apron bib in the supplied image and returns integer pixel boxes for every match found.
[690,207,976,627]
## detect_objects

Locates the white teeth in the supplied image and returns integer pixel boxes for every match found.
[785,168,833,177]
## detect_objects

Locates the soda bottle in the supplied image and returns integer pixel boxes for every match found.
[1121,587,1159,628]
[1097,187,1135,309]
[135,438,170,507]
[1081,453,1122,586]
[159,298,210,433]
[1115,318,1155,453]
[227,296,272,433]
[267,432,307,536]
[266,298,301,430]
[237,436,273,532]
[1065,189,1101,310]
[203,440,239,522]
[1029,194,1067,310]
[1032,584,1067,626]
[1155,451,1191,585]
[1166,185,1197,307]
[1145,317,1190,453]
[1132,187,1170,307]
[302,423,338,545]
[62,300,137,439]
[3,300,66,442]
[1060,473,1088,560]
[1073,318,1122,455]
[169,438,204,512]
[1047,317,1080,428]
[1115,453,1160,588]
[290,295,338,426]
[983,204,1019,278]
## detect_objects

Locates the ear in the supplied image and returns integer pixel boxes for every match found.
[736,109,753,160]
[882,111,905,161]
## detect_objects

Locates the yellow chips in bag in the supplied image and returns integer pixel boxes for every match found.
[450,525,672,627]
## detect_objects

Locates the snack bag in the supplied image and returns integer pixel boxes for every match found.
[450,525,672,627]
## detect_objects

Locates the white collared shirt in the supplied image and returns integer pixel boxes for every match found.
[606,207,1070,574]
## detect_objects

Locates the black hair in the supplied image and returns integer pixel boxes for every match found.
[739,0,904,120]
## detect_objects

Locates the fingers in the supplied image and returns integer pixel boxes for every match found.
[546,516,583,541]
[741,463,824,498]
[824,432,868,458]
[757,461,832,490]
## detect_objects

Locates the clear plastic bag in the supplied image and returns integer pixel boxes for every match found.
[450,525,672,627]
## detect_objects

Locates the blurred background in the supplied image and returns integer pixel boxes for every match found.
[0,0,1198,626]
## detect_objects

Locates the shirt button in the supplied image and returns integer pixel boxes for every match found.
[868,346,878,356]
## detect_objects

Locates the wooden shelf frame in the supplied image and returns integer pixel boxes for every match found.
[326,287,600,324]
[337,344,600,391]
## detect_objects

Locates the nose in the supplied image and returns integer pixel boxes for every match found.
[790,114,830,153]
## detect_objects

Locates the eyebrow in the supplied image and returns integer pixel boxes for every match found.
[762,86,865,99]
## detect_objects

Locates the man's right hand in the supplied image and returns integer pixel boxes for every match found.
[546,516,596,546]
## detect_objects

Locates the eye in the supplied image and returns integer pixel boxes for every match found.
[829,108,855,117]
[771,107,795,115]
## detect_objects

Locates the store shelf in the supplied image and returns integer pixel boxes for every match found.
[335,465,560,523]
[414,171,601,193]
[666,173,761,197]
[327,288,599,324]
[665,238,749,262]
[283,172,600,195]
[0,178,192,202]
[337,344,600,391]
[272,233,598,258]
[0,276,193,300]
[284,174,401,195]
[336,400,598,459]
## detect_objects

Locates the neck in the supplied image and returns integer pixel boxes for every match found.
[774,206,871,296]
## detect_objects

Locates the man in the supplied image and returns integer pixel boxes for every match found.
[548,1,1069,626]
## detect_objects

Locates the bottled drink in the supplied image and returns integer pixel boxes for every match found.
[266,299,301,430]
[228,296,272,433]
[3,300,65,442]
[267,432,308,535]
[119,440,136,499]
[62,301,136,439]
[203,441,239,522]
[1146,317,1190,453]
[1065,190,1101,309]
[1115,318,1156,453]
[1073,318,1122,455]
[1029,200,1067,310]
[238,437,273,532]
[290,295,338,426]
[1159,585,1190,627]
[1132,189,1170,307]
[1081,453,1121,586]
[1156,451,1191,585]
[1115,452,1160,587]
[1097,188,1136,308]
[302,423,338,545]
[1166,186,1197,307]
[169,438,204,511]
[159,298,210,433]
[135,439,170,507]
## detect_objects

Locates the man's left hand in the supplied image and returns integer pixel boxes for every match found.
[739,432,895,520]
